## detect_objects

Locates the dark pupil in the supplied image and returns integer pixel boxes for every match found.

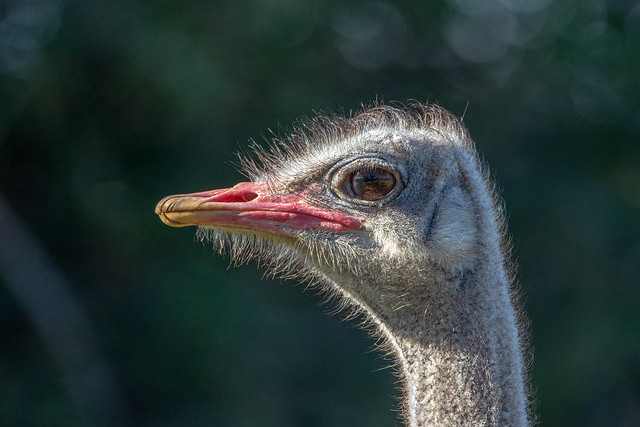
[350,168,396,201]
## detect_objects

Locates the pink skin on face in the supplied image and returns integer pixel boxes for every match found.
[155,182,364,236]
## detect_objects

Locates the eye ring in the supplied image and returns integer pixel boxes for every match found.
[327,156,405,207]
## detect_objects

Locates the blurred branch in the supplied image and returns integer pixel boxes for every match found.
[0,194,125,423]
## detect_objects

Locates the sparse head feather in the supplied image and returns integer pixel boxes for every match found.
[238,102,473,186]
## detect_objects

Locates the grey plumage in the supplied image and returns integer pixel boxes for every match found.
[157,102,530,426]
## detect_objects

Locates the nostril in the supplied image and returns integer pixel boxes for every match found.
[243,192,258,202]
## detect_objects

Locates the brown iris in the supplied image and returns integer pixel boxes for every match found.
[349,168,397,201]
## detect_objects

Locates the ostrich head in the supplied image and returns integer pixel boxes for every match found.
[156,104,485,317]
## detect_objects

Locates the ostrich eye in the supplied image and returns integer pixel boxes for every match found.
[328,156,404,206]
[349,168,396,201]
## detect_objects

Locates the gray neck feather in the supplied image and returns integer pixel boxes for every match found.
[328,234,528,426]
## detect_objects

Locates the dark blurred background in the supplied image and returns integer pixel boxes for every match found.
[1,0,639,425]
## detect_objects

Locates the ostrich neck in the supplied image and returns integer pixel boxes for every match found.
[353,258,528,426]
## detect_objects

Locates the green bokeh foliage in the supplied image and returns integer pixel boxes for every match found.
[1,0,639,425]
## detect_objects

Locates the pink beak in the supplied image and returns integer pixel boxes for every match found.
[155,182,364,236]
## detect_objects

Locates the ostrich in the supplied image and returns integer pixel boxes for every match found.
[155,102,530,426]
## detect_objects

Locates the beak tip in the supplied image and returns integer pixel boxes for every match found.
[155,196,179,226]
[155,195,169,213]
